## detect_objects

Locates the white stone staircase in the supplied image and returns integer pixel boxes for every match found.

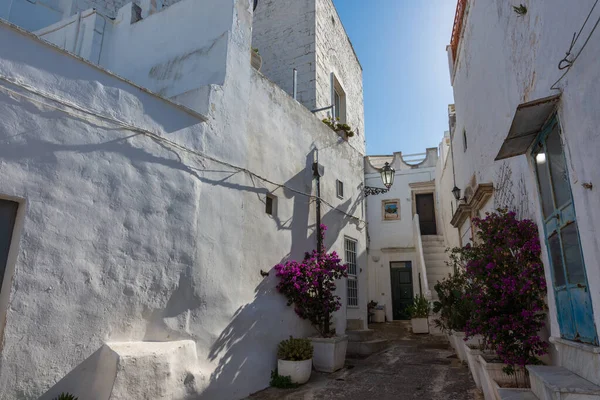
[420,235,451,299]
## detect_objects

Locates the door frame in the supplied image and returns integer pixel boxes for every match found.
[410,180,439,235]
[530,114,598,344]
[389,261,413,320]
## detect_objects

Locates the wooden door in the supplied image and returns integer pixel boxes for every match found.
[416,193,437,235]
[533,117,597,344]
[390,261,413,320]
[0,199,18,291]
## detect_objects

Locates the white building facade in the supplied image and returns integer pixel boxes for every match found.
[437,0,600,391]
[0,0,368,398]
[365,149,453,322]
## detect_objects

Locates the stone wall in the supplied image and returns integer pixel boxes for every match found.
[252,0,317,109]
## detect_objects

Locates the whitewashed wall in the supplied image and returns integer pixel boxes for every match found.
[446,0,600,345]
[434,133,461,249]
[365,150,438,321]
[0,1,366,398]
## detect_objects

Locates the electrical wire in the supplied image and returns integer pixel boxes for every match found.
[551,0,600,90]
[0,73,366,225]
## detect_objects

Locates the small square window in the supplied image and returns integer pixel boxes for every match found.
[265,194,276,216]
[336,180,344,199]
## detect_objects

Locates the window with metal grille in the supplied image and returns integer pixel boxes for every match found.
[345,238,358,307]
[336,179,344,199]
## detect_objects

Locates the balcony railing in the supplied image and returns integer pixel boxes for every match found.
[450,0,467,62]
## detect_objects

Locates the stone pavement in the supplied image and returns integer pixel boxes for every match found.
[247,321,483,400]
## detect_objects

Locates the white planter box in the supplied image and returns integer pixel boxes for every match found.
[277,359,312,384]
[465,345,483,389]
[373,309,385,323]
[309,335,348,373]
[452,332,467,362]
[491,379,531,400]
[479,354,511,400]
[411,318,429,334]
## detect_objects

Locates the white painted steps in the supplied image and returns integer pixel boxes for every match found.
[528,365,600,400]
[420,235,451,299]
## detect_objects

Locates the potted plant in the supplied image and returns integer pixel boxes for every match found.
[251,48,262,71]
[407,294,430,334]
[322,117,355,139]
[461,210,548,395]
[274,225,349,373]
[276,337,313,384]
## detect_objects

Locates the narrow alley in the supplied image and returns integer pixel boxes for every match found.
[249,322,481,400]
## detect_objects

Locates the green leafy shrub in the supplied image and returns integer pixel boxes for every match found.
[277,336,313,361]
[406,294,430,318]
[432,248,476,333]
[270,370,298,389]
[53,394,78,400]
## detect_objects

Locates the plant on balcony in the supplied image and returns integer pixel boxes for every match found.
[322,117,355,138]
[462,209,548,387]
[274,225,348,337]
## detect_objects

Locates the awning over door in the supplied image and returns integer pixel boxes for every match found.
[495,94,561,160]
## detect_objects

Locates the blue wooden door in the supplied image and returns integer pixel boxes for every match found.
[532,117,597,344]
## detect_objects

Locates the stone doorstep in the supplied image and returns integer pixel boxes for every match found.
[528,365,600,400]
[498,388,539,400]
[346,329,375,342]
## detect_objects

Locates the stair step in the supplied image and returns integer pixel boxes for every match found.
[423,246,446,254]
[423,253,448,262]
[346,329,375,342]
[421,235,444,242]
[347,339,389,357]
[498,389,538,400]
[528,365,600,400]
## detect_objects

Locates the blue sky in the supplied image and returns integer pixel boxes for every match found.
[333,0,457,156]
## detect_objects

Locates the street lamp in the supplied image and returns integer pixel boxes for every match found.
[380,162,395,189]
[364,162,395,196]
[452,186,466,202]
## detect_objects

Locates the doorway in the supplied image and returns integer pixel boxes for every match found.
[0,199,18,291]
[532,116,597,345]
[390,261,413,320]
[416,193,437,235]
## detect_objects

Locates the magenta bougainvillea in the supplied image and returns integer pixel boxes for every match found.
[274,225,348,337]
[463,210,548,377]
